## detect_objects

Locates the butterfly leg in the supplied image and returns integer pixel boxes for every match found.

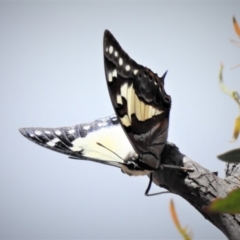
[145,166,194,197]
[145,172,170,196]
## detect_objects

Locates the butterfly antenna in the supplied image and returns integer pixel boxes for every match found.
[96,142,125,161]
[145,172,170,196]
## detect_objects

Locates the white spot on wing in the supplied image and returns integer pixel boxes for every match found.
[133,69,138,75]
[119,58,123,66]
[83,125,90,130]
[44,130,51,134]
[47,138,60,147]
[68,129,75,134]
[112,69,117,78]
[105,47,108,52]
[55,130,61,136]
[97,122,103,127]
[108,72,113,82]
[125,65,130,71]
[103,122,108,127]
[30,133,34,137]
[96,121,107,128]
[114,51,118,57]
[35,130,41,136]
[47,142,55,147]
[111,115,118,122]
[109,46,113,54]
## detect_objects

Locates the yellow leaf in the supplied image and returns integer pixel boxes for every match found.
[233,16,240,38]
[231,115,240,142]
[169,200,192,240]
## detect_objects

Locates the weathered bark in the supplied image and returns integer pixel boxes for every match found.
[152,142,240,240]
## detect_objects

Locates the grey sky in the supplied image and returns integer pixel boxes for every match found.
[1,1,239,239]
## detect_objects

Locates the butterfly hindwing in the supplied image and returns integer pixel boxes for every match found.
[19,115,135,169]
[103,30,171,170]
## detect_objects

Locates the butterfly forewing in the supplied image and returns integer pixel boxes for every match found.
[103,30,171,170]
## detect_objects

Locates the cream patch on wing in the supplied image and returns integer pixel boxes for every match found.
[120,115,131,127]
[116,94,123,105]
[108,69,117,82]
[119,82,163,123]
[120,81,128,99]
[69,125,134,163]
[127,84,135,121]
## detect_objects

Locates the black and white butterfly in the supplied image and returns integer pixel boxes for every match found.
[19,30,171,195]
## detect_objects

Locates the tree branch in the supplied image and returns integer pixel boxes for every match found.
[152,142,240,240]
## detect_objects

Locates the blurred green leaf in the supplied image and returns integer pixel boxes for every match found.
[207,189,240,214]
[217,148,240,162]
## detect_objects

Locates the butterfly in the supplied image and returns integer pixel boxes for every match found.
[19,30,171,195]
